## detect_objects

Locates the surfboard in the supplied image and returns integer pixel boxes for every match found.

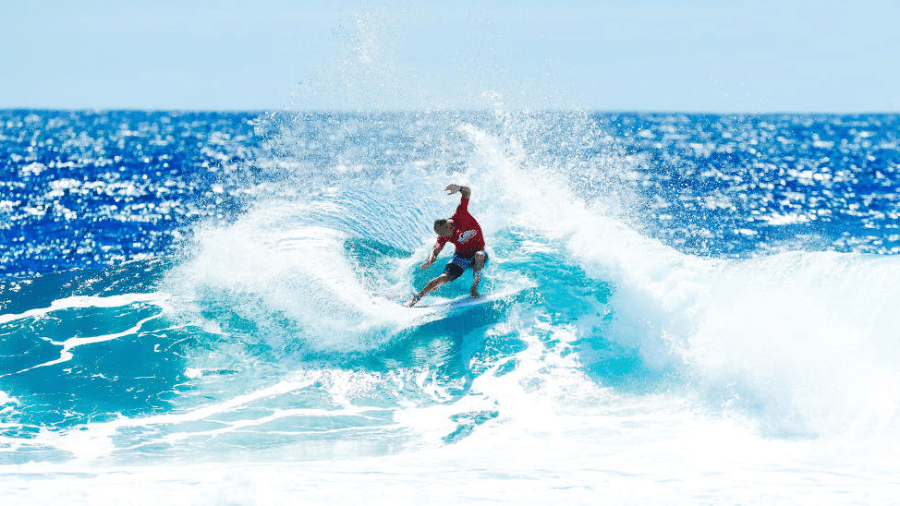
[405,287,523,310]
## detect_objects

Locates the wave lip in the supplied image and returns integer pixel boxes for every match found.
[598,247,900,436]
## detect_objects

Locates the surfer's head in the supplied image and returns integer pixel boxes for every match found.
[434,219,454,238]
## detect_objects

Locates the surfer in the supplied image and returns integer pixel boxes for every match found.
[404,184,487,308]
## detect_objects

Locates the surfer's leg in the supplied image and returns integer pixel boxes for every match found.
[470,251,486,298]
[405,273,452,307]
[420,273,452,298]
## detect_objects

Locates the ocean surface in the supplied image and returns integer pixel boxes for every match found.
[2,109,900,504]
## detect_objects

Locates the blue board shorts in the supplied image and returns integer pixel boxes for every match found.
[443,252,488,281]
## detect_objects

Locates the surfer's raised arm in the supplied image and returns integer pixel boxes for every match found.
[445,184,471,200]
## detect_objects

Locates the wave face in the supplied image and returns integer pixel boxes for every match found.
[2,110,900,504]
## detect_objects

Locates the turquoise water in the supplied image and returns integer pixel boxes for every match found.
[2,110,900,504]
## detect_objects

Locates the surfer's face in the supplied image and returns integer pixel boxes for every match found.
[435,220,454,238]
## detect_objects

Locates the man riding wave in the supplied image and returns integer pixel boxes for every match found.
[404,184,487,307]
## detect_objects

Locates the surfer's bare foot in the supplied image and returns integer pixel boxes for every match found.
[470,288,480,298]
[403,295,420,307]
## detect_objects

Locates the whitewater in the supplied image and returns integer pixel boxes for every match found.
[2,109,900,504]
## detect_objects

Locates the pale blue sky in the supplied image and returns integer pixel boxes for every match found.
[1,0,898,112]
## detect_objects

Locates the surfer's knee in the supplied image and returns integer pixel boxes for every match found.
[434,273,452,286]
[473,251,486,270]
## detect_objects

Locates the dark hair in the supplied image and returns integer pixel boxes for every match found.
[434,219,448,233]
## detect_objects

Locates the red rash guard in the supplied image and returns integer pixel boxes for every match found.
[437,197,485,257]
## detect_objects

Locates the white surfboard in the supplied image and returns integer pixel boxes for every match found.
[408,287,524,311]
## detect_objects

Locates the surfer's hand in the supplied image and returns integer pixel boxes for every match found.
[419,260,432,270]
[444,184,460,195]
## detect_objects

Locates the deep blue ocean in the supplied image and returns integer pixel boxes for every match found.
[2,109,900,504]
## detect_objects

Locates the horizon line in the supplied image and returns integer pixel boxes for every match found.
[3,107,900,116]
